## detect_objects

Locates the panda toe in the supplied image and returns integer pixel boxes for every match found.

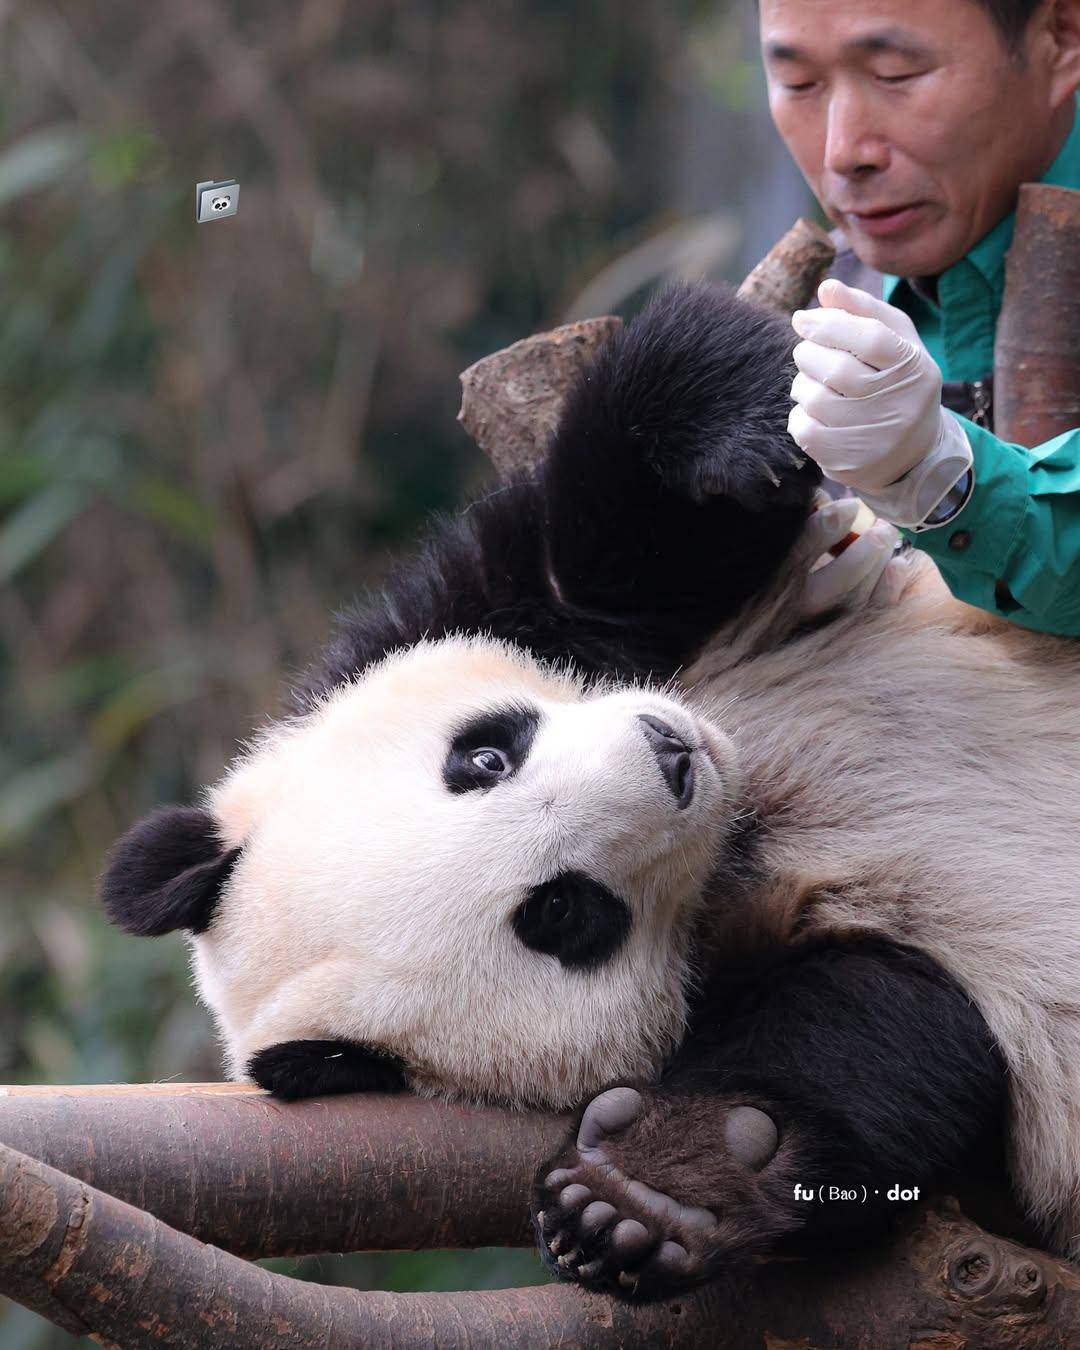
[532,1086,732,1299]
[576,1086,644,1150]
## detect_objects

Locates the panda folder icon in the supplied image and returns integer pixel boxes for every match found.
[195,179,240,223]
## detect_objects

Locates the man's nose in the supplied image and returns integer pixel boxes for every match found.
[824,89,890,178]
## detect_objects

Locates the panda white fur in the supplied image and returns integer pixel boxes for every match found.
[101,284,1080,1300]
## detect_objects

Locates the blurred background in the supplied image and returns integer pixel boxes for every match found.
[0,0,811,1342]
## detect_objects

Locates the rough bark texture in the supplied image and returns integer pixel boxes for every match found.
[735,216,835,315]
[995,184,1080,448]
[458,316,624,478]
[4,1131,1080,1348]
[456,217,835,481]
[0,1083,567,1256]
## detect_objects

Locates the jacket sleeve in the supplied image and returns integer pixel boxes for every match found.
[907,414,1080,636]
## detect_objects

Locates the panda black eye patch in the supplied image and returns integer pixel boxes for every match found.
[443,704,542,794]
[513,871,632,970]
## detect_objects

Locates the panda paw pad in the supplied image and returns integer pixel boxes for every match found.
[532,1087,724,1299]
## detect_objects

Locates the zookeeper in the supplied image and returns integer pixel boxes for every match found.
[759,0,1080,633]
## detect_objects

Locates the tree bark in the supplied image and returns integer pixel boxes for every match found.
[735,216,834,315]
[458,316,624,478]
[994,183,1080,448]
[0,1083,567,1257]
[4,1131,1080,1348]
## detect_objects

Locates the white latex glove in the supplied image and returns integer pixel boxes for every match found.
[801,495,901,616]
[787,280,973,529]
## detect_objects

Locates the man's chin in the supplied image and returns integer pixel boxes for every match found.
[841,212,962,279]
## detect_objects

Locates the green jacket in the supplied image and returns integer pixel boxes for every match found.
[882,100,1080,635]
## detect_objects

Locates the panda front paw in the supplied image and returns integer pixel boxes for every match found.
[656,442,812,514]
[531,1086,786,1301]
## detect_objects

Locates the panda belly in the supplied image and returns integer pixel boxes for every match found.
[686,583,1080,1256]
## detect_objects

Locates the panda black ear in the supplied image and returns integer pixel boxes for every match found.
[99,805,240,937]
[248,1040,410,1100]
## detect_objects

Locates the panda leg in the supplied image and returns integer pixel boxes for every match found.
[531,936,1007,1301]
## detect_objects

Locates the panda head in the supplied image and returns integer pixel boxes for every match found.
[101,635,742,1107]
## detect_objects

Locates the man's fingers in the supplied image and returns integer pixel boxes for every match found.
[792,340,872,397]
[816,279,921,343]
[790,371,905,429]
[791,305,912,371]
[803,520,900,616]
[788,402,826,456]
[802,495,861,557]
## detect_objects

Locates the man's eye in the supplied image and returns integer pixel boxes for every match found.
[877,72,918,84]
[784,81,817,93]
[470,748,508,774]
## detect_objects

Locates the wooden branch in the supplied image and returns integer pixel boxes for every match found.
[0,1084,568,1256]
[458,316,623,478]
[0,1138,726,1348]
[735,215,835,314]
[457,217,835,478]
[995,183,1080,448]
[5,1134,1080,1348]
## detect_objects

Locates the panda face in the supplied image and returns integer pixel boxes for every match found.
[192,636,742,1107]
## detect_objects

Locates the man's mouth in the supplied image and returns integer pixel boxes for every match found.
[845,203,926,238]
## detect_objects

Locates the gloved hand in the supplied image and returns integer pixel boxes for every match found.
[801,495,903,617]
[787,280,973,529]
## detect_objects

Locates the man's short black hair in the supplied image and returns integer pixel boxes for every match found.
[753,0,1046,52]
[979,0,1045,50]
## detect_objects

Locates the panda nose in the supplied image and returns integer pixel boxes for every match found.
[637,715,695,809]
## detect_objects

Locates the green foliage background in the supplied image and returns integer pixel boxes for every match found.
[0,2,803,1342]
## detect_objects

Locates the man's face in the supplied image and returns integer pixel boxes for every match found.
[760,0,1066,276]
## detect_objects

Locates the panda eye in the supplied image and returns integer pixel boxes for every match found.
[443,705,541,795]
[546,892,569,923]
[470,747,508,775]
[512,872,631,970]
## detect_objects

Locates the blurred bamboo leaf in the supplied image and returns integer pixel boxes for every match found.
[0,454,49,505]
[0,747,98,850]
[0,483,87,582]
[129,478,216,548]
[90,660,206,752]
[88,126,168,188]
[0,125,87,209]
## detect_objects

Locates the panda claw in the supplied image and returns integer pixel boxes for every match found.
[557,1247,582,1269]
[548,1232,565,1256]
[577,1258,605,1282]
[618,1271,640,1293]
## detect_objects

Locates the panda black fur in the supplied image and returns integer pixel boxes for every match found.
[101,283,1080,1301]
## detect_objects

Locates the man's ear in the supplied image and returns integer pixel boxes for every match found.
[99,805,240,936]
[247,1040,410,1100]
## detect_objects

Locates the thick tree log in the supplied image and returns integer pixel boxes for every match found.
[0,1084,568,1257]
[995,183,1080,448]
[4,1135,1080,1348]
[457,217,834,478]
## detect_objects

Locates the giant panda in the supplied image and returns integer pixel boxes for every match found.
[100,283,1080,1302]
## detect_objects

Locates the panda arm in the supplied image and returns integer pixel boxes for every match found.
[303,285,820,703]
[533,936,1007,1298]
[539,284,820,657]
